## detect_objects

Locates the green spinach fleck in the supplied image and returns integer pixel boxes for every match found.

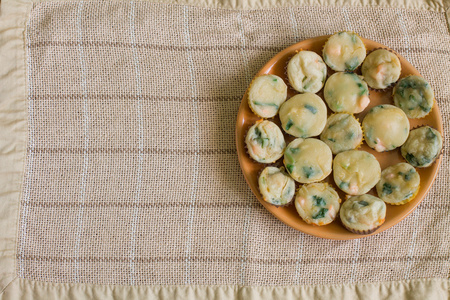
[285,119,294,131]
[312,207,329,219]
[382,183,393,195]
[286,164,295,174]
[304,104,318,114]
[313,195,326,207]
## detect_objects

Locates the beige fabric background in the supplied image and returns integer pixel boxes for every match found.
[0,0,450,298]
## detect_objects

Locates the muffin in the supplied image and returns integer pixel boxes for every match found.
[284,138,333,183]
[401,126,443,168]
[376,163,420,205]
[361,49,401,90]
[320,113,363,154]
[248,74,288,118]
[323,72,370,114]
[362,104,410,152]
[287,50,327,94]
[279,93,328,138]
[322,31,366,72]
[295,183,341,226]
[340,194,386,234]
[245,120,285,163]
[393,75,435,119]
[333,150,381,195]
[258,167,296,206]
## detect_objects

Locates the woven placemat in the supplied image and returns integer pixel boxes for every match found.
[17,1,449,286]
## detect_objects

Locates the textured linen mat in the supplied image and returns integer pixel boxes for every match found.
[1,0,449,297]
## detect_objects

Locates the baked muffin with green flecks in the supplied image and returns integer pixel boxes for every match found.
[393,75,434,119]
[361,49,401,89]
[340,194,386,234]
[401,126,443,168]
[333,150,381,195]
[323,72,370,114]
[295,183,341,226]
[287,50,327,94]
[279,93,327,138]
[258,167,295,206]
[245,120,285,163]
[362,104,410,152]
[248,74,288,118]
[320,113,363,154]
[376,163,420,205]
[322,31,366,72]
[284,138,332,183]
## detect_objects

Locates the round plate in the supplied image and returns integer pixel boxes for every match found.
[236,35,443,240]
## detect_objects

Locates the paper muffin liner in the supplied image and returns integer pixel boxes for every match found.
[322,31,367,73]
[401,125,443,168]
[342,222,383,235]
[392,74,436,119]
[257,166,296,207]
[363,47,402,92]
[385,183,420,206]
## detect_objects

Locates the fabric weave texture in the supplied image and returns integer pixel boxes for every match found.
[18,1,450,286]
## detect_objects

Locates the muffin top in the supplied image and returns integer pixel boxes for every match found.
[284,138,333,183]
[323,72,370,114]
[245,120,285,163]
[333,150,381,195]
[361,49,401,89]
[258,167,296,206]
[248,74,288,118]
[362,104,410,152]
[323,31,366,72]
[340,194,386,233]
[401,126,443,168]
[287,50,327,94]
[393,75,434,119]
[320,113,363,154]
[279,93,328,138]
[376,163,420,205]
[295,183,341,226]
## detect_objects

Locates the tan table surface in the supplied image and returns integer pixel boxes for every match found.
[0,0,449,299]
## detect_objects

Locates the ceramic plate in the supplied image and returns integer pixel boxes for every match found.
[236,35,443,240]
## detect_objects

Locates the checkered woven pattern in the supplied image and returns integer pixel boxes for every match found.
[18,1,450,285]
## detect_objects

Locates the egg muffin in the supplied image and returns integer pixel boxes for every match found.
[248,74,288,118]
[259,166,296,206]
[245,120,285,163]
[284,138,333,183]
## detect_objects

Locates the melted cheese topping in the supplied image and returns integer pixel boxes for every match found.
[284,138,332,183]
[401,126,443,168]
[295,183,340,226]
[259,167,295,206]
[287,50,327,93]
[248,74,288,118]
[376,163,420,205]
[245,120,285,163]
[340,194,386,233]
[333,150,381,195]
[362,105,410,152]
[393,75,434,119]
[279,93,327,138]
[323,72,370,114]
[322,32,366,72]
[320,113,363,154]
[361,49,401,89]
